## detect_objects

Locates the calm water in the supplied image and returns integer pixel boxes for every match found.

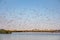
[0,32,60,40]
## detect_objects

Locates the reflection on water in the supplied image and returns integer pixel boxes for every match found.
[0,32,60,40]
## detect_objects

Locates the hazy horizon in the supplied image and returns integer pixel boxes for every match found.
[0,0,60,30]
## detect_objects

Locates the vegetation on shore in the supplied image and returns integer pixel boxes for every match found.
[11,29,60,32]
[0,29,12,34]
[0,29,60,34]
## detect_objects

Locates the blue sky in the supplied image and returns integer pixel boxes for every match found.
[0,0,60,30]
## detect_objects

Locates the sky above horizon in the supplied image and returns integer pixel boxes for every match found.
[0,0,60,30]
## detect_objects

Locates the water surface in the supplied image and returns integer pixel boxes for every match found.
[0,32,60,40]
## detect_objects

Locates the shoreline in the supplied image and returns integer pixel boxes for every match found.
[11,30,60,33]
[0,29,60,34]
